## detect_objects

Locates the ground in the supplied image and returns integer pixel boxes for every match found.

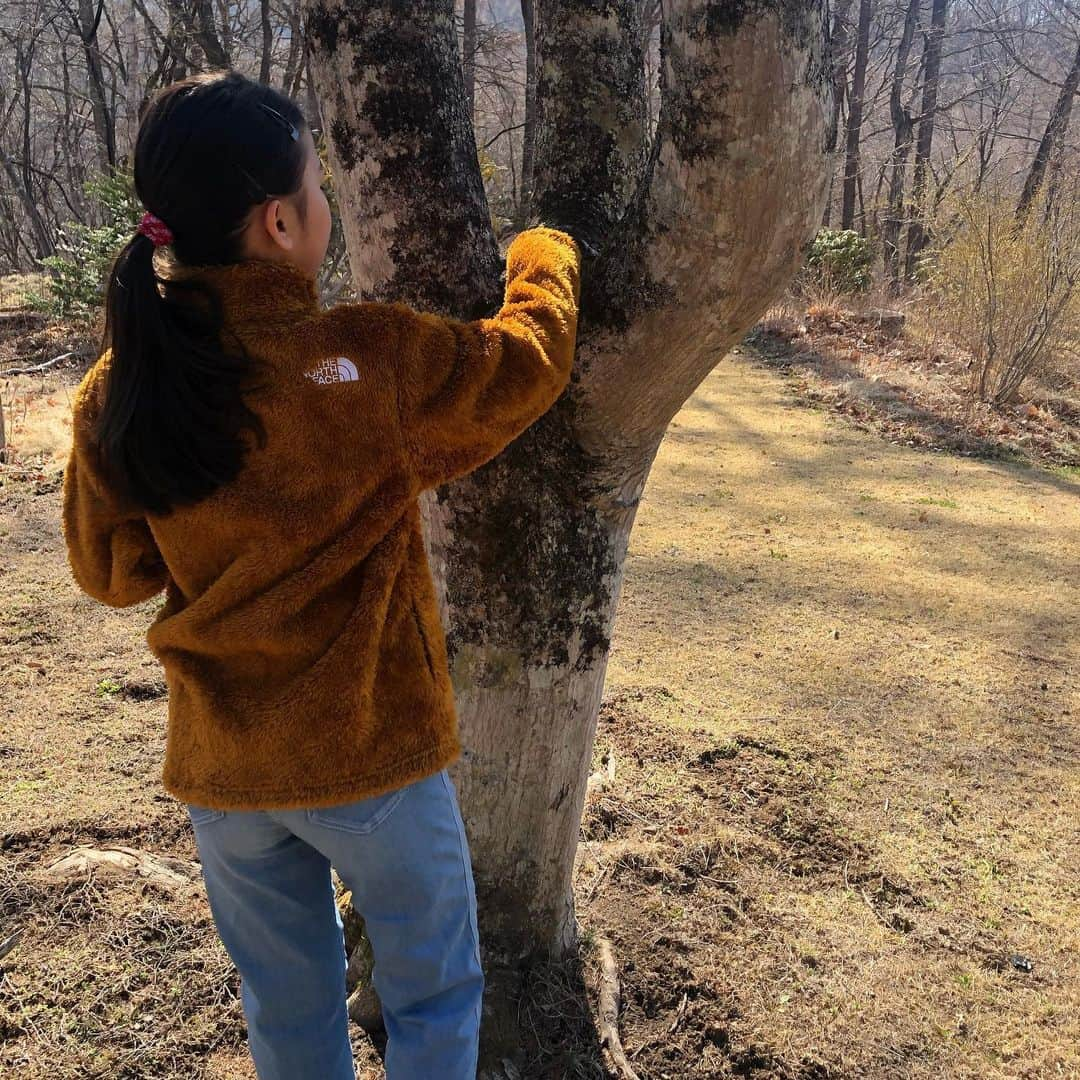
[1,334,1077,1078]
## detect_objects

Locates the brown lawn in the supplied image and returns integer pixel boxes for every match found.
[1,339,1077,1078]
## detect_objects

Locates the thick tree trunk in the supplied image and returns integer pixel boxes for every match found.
[305,0,831,1068]
[1016,39,1080,222]
[903,0,948,281]
[841,0,870,230]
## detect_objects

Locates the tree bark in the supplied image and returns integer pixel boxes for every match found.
[1016,38,1080,222]
[903,0,948,281]
[841,0,870,230]
[305,0,831,1068]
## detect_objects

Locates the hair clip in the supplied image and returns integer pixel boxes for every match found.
[259,103,300,141]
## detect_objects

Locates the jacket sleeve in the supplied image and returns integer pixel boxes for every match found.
[390,226,581,490]
[61,360,169,608]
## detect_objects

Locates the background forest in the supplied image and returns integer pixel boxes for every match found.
[1,0,1079,459]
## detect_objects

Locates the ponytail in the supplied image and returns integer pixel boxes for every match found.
[90,71,307,516]
[95,230,267,516]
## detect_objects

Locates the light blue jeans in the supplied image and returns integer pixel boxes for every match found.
[185,767,483,1080]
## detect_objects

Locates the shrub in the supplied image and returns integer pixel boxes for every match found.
[802,228,874,294]
[927,187,1080,405]
[30,170,141,320]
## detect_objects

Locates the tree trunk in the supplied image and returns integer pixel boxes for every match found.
[882,0,920,291]
[10,42,54,258]
[517,0,537,226]
[823,0,854,225]
[1016,38,1080,222]
[841,0,870,230]
[192,0,229,67]
[462,0,477,119]
[305,0,832,1068]
[259,0,273,83]
[75,0,117,171]
[903,0,948,281]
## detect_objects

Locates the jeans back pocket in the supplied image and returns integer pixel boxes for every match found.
[306,784,410,835]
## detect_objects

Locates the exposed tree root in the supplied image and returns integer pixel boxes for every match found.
[596,935,640,1080]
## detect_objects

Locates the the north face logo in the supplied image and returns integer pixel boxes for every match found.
[305,356,359,384]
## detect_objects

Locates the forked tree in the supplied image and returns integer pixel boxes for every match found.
[303,0,832,1066]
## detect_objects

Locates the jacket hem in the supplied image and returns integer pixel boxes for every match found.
[163,735,462,812]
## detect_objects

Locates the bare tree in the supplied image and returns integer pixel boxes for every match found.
[516,0,535,226]
[1017,37,1080,220]
[904,0,949,279]
[882,0,921,290]
[843,0,872,228]
[71,0,117,169]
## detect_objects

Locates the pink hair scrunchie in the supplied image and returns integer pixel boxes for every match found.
[137,211,174,247]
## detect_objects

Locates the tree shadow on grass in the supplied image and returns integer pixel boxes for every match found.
[743,328,1080,478]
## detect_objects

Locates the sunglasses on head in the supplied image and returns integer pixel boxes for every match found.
[259,103,300,141]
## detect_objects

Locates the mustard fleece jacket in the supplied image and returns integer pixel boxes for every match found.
[61,226,581,810]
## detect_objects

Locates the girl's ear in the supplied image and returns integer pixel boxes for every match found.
[259,198,294,253]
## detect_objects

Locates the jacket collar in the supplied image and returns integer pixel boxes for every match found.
[165,258,321,330]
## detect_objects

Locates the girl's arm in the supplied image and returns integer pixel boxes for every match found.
[61,362,169,608]
[327,225,582,490]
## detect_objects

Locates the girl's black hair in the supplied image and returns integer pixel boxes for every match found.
[96,70,309,516]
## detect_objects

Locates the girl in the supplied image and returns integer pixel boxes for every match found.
[62,70,581,1080]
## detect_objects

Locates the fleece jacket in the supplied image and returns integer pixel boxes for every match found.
[61,226,582,810]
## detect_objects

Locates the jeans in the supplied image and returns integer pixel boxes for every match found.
[185,767,483,1080]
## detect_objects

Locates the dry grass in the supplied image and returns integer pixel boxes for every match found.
[0,274,47,310]
[755,299,1080,472]
[0,279,94,467]
[2,345,1078,1077]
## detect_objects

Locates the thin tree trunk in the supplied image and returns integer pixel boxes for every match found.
[305,0,831,1069]
[824,0,853,225]
[904,0,948,281]
[75,0,116,170]
[883,0,920,291]
[462,0,477,118]
[517,0,537,226]
[841,0,871,229]
[10,43,54,257]
[1016,38,1080,221]
[259,0,272,83]
[828,0,853,155]
[192,0,229,67]
[0,152,51,258]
